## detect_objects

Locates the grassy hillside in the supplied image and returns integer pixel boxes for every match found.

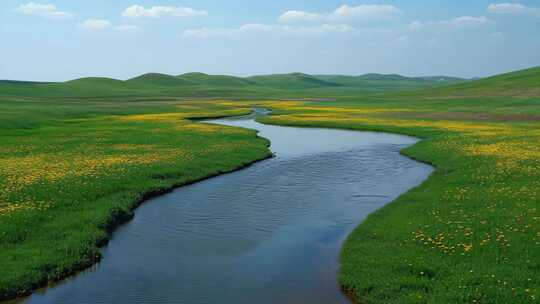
[315,73,466,92]
[0,71,468,98]
[414,66,540,98]
[127,73,194,87]
[177,72,254,87]
[0,78,147,98]
[247,72,341,89]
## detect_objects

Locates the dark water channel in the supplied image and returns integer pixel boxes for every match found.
[18,110,433,304]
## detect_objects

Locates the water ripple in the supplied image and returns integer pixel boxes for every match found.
[19,118,433,304]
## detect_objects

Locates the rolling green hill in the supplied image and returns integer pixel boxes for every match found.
[315,73,466,92]
[417,66,540,98]
[247,73,341,89]
[177,72,254,87]
[127,73,194,87]
[0,70,476,98]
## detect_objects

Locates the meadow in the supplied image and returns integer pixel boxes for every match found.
[0,99,272,299]
[0,67,539,303]
[259,97,540,303]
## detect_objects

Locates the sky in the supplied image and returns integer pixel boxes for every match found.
[1,0,540,81]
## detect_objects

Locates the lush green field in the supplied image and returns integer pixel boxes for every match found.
[0,67,538,302]
[256,68,540,303]
[0,99,272,299]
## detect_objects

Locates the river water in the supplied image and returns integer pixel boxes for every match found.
[18,112,433,304]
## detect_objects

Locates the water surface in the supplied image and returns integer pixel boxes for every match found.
[19,112,433,304]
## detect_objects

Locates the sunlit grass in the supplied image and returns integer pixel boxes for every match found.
[257,101,539,303]
[0,101,271,299]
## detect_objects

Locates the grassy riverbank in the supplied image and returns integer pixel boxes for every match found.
[1,67,539,302]
[0,100,272,299]
[257,68,540,303]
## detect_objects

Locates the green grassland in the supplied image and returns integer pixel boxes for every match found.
[0,99,273,300]
[257,67,540,303]
[0,67,539,303]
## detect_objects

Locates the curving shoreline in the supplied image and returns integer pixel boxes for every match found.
[12,110,432,304]
[2,109,273,302]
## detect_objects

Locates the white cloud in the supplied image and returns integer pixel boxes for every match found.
[14,2,72,19]
[80,19,111,30]
[278,4,402,24]
[278,10,322,23]
[410,16,491,31]
[487,3,539,15]
[331,4,402,20]
[115,25,141,32]
[183,23,355,39]
[122,5,207,18]
[441,16,491,27]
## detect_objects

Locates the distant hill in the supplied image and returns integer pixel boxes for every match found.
[418,66,540,98]
[0,80,54,85]
[247,73,341,89]
[359,73,410,81]
[314,73,466,92]
[127,73,193,87]
[417,76,466,83]
[1,67,537,98]
[65,77,126,86]
[177,73,254,87]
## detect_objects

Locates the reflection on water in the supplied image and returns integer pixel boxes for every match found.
[19,114,432,304]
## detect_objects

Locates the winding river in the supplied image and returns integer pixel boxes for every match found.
[18,111,433,304]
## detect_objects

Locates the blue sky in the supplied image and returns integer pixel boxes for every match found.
[1,0,540,81]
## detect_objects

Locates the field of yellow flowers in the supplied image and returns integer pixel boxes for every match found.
[257,100,539,303]
[0,99,271,300]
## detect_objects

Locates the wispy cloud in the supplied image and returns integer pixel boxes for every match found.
[79,19,111,30]
[183,23,355,39]
[487,3,540,15]
[14,2,72,19]
[279,10,321,23]
[409,16,491,31]
[122,5,207,18]
[332,4,403,20]
[278,4,402,23]
[440,16,491,27]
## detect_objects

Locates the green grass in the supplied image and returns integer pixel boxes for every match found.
[409,66,540,98]
[259,110,539,303]
[254,67,540,303]
[0,66,539,302]
[0,99,272,300]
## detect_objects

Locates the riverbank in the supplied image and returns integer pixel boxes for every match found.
[258,100,539,303]
[15,115,432,304]
[0,103,272,301]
